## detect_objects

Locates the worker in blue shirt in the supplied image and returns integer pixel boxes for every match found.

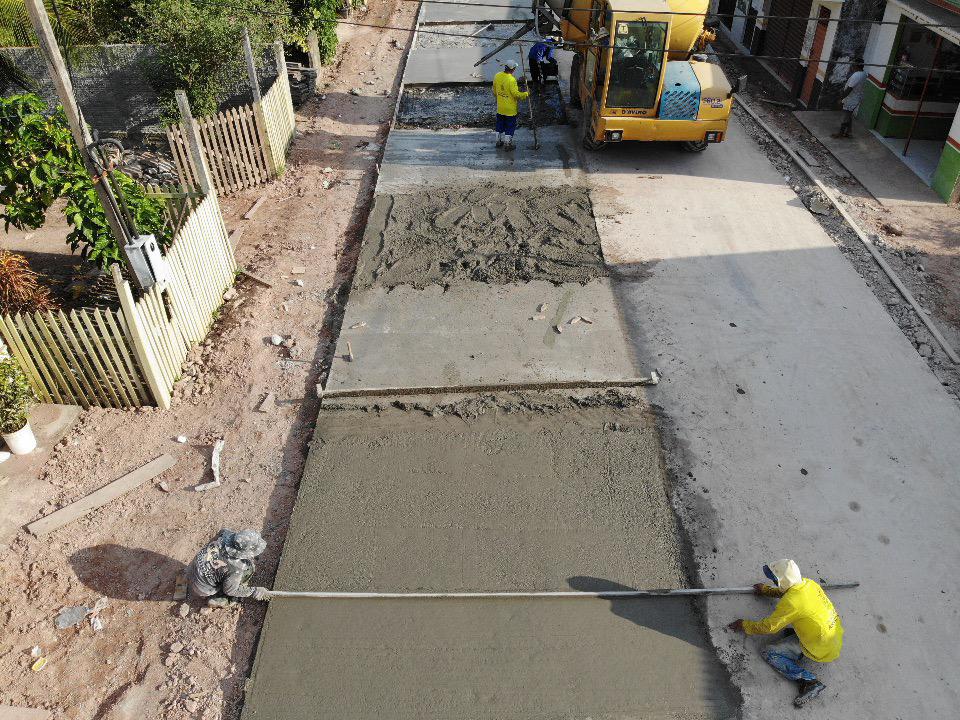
[528,37,558,85]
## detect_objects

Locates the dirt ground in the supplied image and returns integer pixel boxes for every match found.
[352,184,604,290]
[241,398,737,720]
[0,2,418,717]
[713,37,960,398]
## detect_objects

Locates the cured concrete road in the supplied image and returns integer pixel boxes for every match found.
[585,119,960,717]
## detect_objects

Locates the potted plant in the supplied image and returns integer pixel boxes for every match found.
[0,357,37,455]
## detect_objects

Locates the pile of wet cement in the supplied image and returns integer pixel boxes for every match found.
[397,84,566,129]
[352,184,606,290]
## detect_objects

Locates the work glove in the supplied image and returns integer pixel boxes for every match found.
[753,583,766,596]
[251,586,271,601]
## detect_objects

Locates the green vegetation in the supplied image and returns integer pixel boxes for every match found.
[0,356,36,434]
[0,93,168,268]
[289,0,339,64]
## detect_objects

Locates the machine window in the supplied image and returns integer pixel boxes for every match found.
[606,21,668,109]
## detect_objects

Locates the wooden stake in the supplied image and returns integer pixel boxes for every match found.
[242,27,262,103]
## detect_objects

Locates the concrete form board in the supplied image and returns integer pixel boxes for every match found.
[377,127,579,195]
[421,0,531,24]
[325,280,642,393]
[585,120,960,717]
[404,46,524,85]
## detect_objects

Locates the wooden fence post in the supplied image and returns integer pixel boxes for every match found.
[112,265,171,409]
[175,90,215,197]
[243,27,262,103]
[306,31,323,92]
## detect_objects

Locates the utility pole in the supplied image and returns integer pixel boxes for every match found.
[24,0,149,288]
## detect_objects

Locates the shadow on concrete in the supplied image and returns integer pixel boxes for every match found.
[567,575,710,648]
[70,544,185,601]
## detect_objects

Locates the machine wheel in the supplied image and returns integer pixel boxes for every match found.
[681,139,709,152]
[570,55,582,109]
[582,123,606,151]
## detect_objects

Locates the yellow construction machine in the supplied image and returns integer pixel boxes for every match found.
[534,0,744,150]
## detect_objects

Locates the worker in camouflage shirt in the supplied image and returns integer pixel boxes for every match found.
[188,529,271,607]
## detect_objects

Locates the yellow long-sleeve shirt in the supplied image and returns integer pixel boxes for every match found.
[493,71,529,117]
[744,579,844,662]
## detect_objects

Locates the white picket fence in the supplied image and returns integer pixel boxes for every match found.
[167,43,296,194]
[0,194,236,410]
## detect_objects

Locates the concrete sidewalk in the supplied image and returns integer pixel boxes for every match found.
[586,121,960,717]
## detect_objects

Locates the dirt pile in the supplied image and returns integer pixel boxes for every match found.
[352,184,605,290]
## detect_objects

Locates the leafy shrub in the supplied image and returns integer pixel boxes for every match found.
[0,250,57,314]
[132,0,290,119]
[289,0,339,65]
[0,356,36,434]
[0,93,169,269]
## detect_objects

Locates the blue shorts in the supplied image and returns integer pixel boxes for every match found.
[495,113,518,135]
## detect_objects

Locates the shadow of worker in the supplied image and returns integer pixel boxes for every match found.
[567,575,711,648]
[70,544,186,601]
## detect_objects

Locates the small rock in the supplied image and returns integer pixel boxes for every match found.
[282,337,295,349]
[568,316,581,325]
[882,221,904,236]
[918,343,933,358]
[222,288,238,301]
[349,322,367,329]
[349,88,361,96]
[164,654,176,668]
[294,279,304,287]
[530,314,546,321]
[554,324,563,334]
[270,335,284,346]
[291,266,306,275]
[808,198,831,216]
[178,604,190,618]
[916,264,924,272]
[176,435,188,444]
[55,605,89,630]
[537,303,548,312]
[170,641,184,653]
[90,616,104,632]
[580,316,594,324]
[31,646,42,658]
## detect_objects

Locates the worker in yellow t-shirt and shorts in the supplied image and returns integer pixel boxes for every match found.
[728,559,844,708]
[492,60,529,151]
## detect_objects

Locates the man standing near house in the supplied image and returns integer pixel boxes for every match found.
[493,59,529,151]
[834,59,867,138]
[727,559,844,708]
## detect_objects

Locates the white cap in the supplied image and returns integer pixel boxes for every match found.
[765,559,803,590]
[505,60,518,71]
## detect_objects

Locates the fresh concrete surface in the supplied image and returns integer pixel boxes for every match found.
[325,280,643,393]
[793,110,943,207]
[242,408,737,720]
[377,127,579,194]
[0,404,81,543]
[585,119,960,717]
[421,0,531,24]
[404,45,523,84]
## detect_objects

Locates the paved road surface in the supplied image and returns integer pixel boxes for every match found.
[586,118,960,717]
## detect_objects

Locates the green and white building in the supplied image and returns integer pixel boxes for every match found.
[860,0,960,201]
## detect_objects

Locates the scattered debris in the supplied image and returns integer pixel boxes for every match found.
[796,147,820,167]
[270,335,284,346]
[291,266,306,275]
[243,196,267,220]
[538,303,548,313]
[294,279,304,287]
[31,657,48,672]
[240,268,273,288]
[27,455,177,536]
[554,325,563,334]
[30,646,42,658]
[530,314,546,321]
[580,316,594,324]
[808,198,831,216]
[195,439,225,492]
[349,322,367,329]
[345,341,355,362]
[170,641,185,653]
[918,343,933,358]
[228,227,245,246]
[223,288,238,301]
[90,616,104,632]
[256,393,275,413]
[174,573,188,600]
[568,316,581,325]
[178,603,190,618]
[349,88,361,96]
[883,221,904,236]
[55,605,89,630]
[176,435,188,444]
[158,480,171,493]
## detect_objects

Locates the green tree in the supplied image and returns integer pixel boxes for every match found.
[0,93,168,268]
[132,0,289,119]
[288,0,339,65]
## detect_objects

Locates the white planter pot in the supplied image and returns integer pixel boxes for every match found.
[2,421,36,455]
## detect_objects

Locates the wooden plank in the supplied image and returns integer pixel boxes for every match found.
[22,312,75,404]
[27,455,177,536]
[57,309,110,407]
[235,106,262,185]
[31,311,84,406]
[253,99,277,178]
[137,290,177,385]
[0,314,50,402]
[167,126,196,192]
[242,104,268,182]
[165,250,204,342]
[113,265,170,408]
[104,309,149,405]
[225,108,251,189]
[243,195,266,219]
[69,309,121,407]
[14,314,64,404]
[93,309,139,406]
[211,112,238,192]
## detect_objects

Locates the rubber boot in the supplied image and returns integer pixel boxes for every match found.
[505,141,516,152]
[794,679,826,707]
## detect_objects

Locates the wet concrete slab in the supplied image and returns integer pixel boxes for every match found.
[404,45,523,84]
[421,0,531,24]
[325,280,643,394]
[377,127,579,194]
[242,408,738,720]
[397,83,565,129]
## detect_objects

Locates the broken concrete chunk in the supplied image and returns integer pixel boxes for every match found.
[918,343,933,358]
[270,335,284,346]
[256,393,275,413]
[537,303,548,313]
[158,479,170,493]
[178,604,190,618]
[176,435,187,444]
[90,616,104,632]
[170,641,185,653]
[55,606,89,630]
[349,88,361,96]
[568,316,581,325]
[291,266,306,275]
[222,288,238,301]
[553,325,563,334]
[294,279,304,287]
[808,198,831,216]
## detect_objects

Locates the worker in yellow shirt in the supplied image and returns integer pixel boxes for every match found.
[492,59,529,151]
[728,559,843,708]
